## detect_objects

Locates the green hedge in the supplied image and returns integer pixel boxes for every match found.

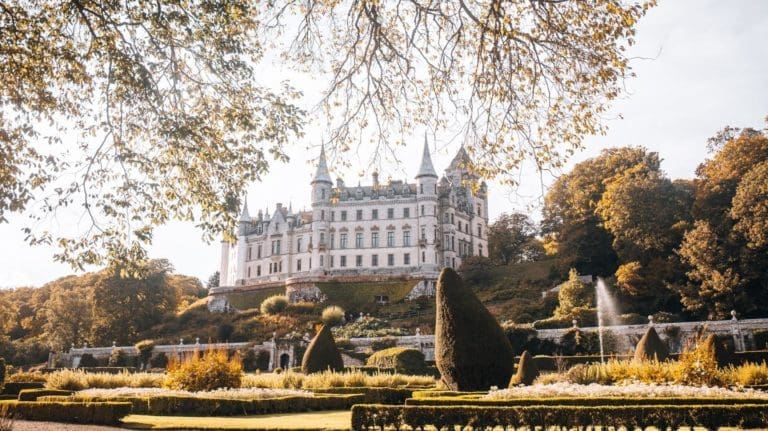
[52,394,364,416]
[351,404,768,430]
[313,387,416,404]
[17,389,73,401]
[1,382,45,395]
[411,390,487,399]
[0,401,131,425]
[366,347,426,375]
[405,396,768,407]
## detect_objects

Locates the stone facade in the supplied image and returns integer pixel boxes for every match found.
[210,137,489,309]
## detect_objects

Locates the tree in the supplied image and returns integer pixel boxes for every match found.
[43,284,94,352]
[90,259,180,344]
[206,272,220,289]
[2,1,653,269]
[731,160,768,249]
[554,269,593,319]
[542,147,661,276]
[488,213,538,265]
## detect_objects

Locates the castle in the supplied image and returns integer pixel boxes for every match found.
[208,137,489,311]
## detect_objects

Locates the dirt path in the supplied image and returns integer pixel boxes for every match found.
[11,421,126,431]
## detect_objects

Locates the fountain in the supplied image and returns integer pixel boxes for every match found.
[595,278,622,363]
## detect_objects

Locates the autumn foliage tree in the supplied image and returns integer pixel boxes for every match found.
[1,1,653,269]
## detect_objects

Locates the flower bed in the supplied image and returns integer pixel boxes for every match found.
[485,382,768,399]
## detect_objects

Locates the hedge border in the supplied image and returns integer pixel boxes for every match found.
[313,387,416,404]
[45,394,364,416]
[0,401,131,425]
[351,404,768,430]
[17,389,73,401]
[405,396,768,407]
[0,382,45,396]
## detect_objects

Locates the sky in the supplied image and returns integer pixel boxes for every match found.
[1,0,767,288]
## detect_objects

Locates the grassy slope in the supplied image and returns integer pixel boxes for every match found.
[121,411,351,430]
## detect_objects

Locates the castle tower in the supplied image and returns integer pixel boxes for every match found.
[416,134,439,271]
[310,144,333,273]
[234,197,251,283]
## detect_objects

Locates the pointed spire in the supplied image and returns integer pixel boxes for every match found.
[312,142,333,184]
[238,195,250,222]
[416,132,438,179]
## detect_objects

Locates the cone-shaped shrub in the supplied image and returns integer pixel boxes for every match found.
[509,350,539,386]
[435,267,515,391]
[634,327,669,362]
[301,324,344,374]
[703,334,734,367]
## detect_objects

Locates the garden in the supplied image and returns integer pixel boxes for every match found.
[3,268,768,430]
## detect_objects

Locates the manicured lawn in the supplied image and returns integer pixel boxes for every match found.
[120,410,351,430]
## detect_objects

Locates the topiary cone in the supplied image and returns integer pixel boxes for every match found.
[634,327,669,362]
[703,334,733,368]
[435,267,515,391]
[509,350,539,386]
[301,324,344,374]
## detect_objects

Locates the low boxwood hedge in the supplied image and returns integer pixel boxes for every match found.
[312,387,416,404]
[1,382,45,395]
[351,404,768,430]
[405,396,768,407]
[49,394,364,416]
[17,389,73,401]
[410,390,486,399]
[0,401,131,425]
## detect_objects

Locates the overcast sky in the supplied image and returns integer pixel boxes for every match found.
[1,0,766,288]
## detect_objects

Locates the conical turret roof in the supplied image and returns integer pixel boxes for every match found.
[238,197,250,222]
[416,133,438,179]
[312,143,333,184]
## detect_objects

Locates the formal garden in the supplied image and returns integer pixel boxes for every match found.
[1,268,767,430]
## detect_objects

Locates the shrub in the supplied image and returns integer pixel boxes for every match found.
[1,382,46,395]
[0,357,5,392]
[134,340,155,370]
[634,327,669,362]
[554,269,593,319]
[332,316,409,338]
[260,295,289,315]
[434,268,515,391]
[108,349,128,367]
[163,348,243,391]
[150,352,168,369]
[367,348,426,375]
[321,306,346,327]
[726,361,768,386]
[509,351,538,386]
[559,328,600,356]
[675,335,722,386]
[17,389,72,401]
[0,401,131,425]
[79,354,98,368]
[256,350,271,371]
[754,330,768,349]
[502,323,536,353]
[301,325,344,374]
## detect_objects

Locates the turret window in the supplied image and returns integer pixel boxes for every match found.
[297,237,303,253]
[477,225,482,237]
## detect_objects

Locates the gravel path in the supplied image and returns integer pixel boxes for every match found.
[10,421,128,431]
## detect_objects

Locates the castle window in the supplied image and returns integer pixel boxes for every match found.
[451,213,454,224]
[404,253,410,265]
[320,232,325,244]
[478,244,483,257]
[421,226,426,240]
[340,233,348,249]
[458,221,462,230]
[309,258,312,269]
[420,184,424,194]
[421,205,425,216]
[330,256,334,267]
[278,260,282,272]
[355,255,363,267]
[403,231,411,247]
[330,233,334,249]
[477,204,482,217]
[257,245,262,259]
[422,251,426,263]
[271,240,281,255]
[297,259,302,271]
[372,209,378,219]
[387,231,395,247]
[321,210,325,221]
[387,254,395,266]
[257,265,261,276]
[477,225,482,237]
[355,232,364,248]
[356,209,363,220]
[297,237,303,253]
[247,267,251,278]
[371,254,378,266]
[331,211,335,221]
[341,210,347,221]
[375,295,389,305]
[403,207,410,218]
[465,224,469,234]
[320,255,324,267]
[387,208,394,219]
[371,232,379,248]
[247,247,252,260]
[340,255,347,267]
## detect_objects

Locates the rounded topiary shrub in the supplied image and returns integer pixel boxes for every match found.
[321,305,346,327]
[260,295,289,315]
[164,349,242,391]
[510,350,539,386]
[367,347,426,375]
[435,267,515,391]
[301,324,344,374]
[634,327,669,362]
[135,340,155,370]
[78,353,98,368]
